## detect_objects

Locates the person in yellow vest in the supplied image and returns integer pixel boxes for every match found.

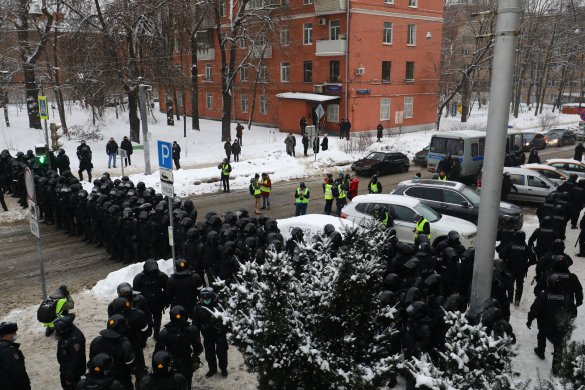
[372,204,393,228]
[294,182,310,216]
[437,170,448,181]
[260,173,272,210]
[38,285,75,337]
[218,158,232,193]
[335,180,348,216]
[367,175,383,194]
[250,174,262,215]
[323,178,334,215]
[413,214,431,246]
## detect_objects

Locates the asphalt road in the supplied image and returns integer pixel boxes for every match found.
[0,144,575,316]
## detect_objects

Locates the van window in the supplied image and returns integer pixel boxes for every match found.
[471,143,478,157]
[509,174,525,185]
[479,138,485,155]
[405,187,443,202]
[393,205,416,222]
[430,137,464,156]
[528,176,548,188]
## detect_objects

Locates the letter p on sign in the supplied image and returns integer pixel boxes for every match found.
[157,140,173,169]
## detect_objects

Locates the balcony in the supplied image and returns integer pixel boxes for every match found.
[315,39,347,56]
[197,47,215,61]
[314,0,346,14]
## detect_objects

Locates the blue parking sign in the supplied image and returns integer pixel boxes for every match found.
[157,140,173,169]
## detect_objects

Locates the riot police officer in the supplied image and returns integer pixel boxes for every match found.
[133,260,168,339]
[54,316,86,390]
[137,351,187,390]
[0,322,30,390]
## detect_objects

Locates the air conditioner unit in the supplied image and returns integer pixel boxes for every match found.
[356,67,365,75]
[313,85,323,93]
[318,17,327,26]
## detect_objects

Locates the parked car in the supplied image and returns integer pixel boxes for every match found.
[544,159,585,179]
[477,166,557,203]
[391,179,523,229]
[521,132,546,151]
[340,194,477,247]
[544,128,577,147]
[413,145,430,167]
[521,163,570,185]
[351,152,410,176]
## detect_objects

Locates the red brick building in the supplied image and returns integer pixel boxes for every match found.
[162,0,444,134]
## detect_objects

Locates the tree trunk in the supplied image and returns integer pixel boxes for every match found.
[539,68,551,114]
[526,61,535,108]
[3,105,10,127]
[127,88,140,142]
[24,64,41,129]
[460,76,471,123]
[222,88,232,141]
[190,34,200,130]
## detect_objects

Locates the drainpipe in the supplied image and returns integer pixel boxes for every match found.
[344,0,350,121]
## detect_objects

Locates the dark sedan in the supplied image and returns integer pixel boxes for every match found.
[351,152,410,176]
[413,145,429,167]
[545,128,577,147]
[523,132,546,151]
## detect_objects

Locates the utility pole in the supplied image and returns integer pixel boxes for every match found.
[469,0,521,319]
[139,84,152,175]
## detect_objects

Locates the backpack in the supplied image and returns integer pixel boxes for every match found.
[249,183,255,195]
[37,296,58,323]
[331,185,340,198]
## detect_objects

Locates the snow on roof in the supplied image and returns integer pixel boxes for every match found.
[546,158,583,164]
[276,92,341,102]
[351,193,421,207]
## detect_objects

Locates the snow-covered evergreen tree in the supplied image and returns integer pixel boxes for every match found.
[535,341,585,390]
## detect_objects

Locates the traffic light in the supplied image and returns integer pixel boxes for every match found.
[50,122,63,151]
[35,144,47,166]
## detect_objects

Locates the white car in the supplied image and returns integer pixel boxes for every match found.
[544,159,585,179]
[340,194,477,247]
[477,166,557,203]
[277,214,359,242]
[521,163,570,185]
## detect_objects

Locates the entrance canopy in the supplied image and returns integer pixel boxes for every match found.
[276,92,340,102]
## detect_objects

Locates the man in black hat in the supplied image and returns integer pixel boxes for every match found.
[54,316,86,390]
[0,321,31,390]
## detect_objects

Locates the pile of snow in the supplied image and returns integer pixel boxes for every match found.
[276,214,359,242]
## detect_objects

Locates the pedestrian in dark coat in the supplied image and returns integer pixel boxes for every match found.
[172,141,181,169]
[574,142,585,162]
[501,173,517,201]
[527,149,540,164]
[231,139,241,162]
[376,124,383,142]
[344,119,351,140]
[302,134,309,156]
[339,119,346,139]
[106,138,118,169]
[235,123,244,145]
[56,149,71,175]
[0,187,7,212]
[120,137,133,166]
[321,134,329,151]
[224,139,232,162]
[0,322,30,390]
[76,141,93,182]
[300,116,307,135]
[54,316,86,390]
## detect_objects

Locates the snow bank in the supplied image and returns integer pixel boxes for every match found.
[276,214,359,241]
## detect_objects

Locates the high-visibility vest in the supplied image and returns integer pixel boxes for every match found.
[415,218,430,239]
[382,212,390,227]
[252,181,261,196]
[370,182,379,193]
[438,175,447,181]
[296,188,309,204]
[337,184,346,199]
[260,179,271,193]
[324,184,333,200]
[222,163,231,176]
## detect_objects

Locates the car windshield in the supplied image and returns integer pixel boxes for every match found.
[365,153,385,161]
[460,186,481,205]
[413,203,440,222]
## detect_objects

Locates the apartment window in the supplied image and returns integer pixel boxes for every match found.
[260,95,268,115]
[238,38,247,49]
[329,60,340,83]
[330,20,341,40]
[303,23,313,45]
[220,0,226,16]
[382,61,391,83]
[303,61,313,82]
[408,0,418,7]
[407,24,416,45]
[380,98,391,120]
[383,22,393,44]
[404,97,414,118]
[206,93,213,110]
[384,0,394,3]
[281,62,290,82]
[303,0,313,4]
[241,94,249,113]
[280,28,290,46]
[327,104,340,123]
[240,66,248,81]
[405,61,415,81]
[259,65,268,81]
[205,64,212,80]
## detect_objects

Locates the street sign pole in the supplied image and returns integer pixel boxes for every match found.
[157,140,176,267]
[25,168,47,298]
[168,197,176,263]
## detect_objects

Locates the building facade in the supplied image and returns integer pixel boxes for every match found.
[161,0,444,134]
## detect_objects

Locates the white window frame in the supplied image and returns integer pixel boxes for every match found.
[280,28,290,46]
[404,97,414,118]
[407,24,416,46]
[220,0,226,16]
[259,65,268,81]
[384,0,394,3]
[260,95,268,115]
[303,0,313,4]
[280,62,290,82]
[241,94,249,113]
[303,23,313,45]
[408,0,418,8]
[380,98,391,120]
[238,38,247,49]
[329,20,340,40]
[205,64,212,80]
[206,93,213,110]
[383,22,393,44]
[327,104,340,123]
[240,66,248,81]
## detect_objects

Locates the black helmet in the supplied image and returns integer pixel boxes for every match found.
[238,209,249,219]
[117,282,133,298]
[551,239,565,252]
[552,255,570,271]
[169,305,188,323]
[174,258,190,272]
[111,297,131,314]
[372,174,378,180]
[187,228,199,240]
[143,259,159,272]
[183,200,194,211]
[404,257,421,271]
[106,314,127,334]
[53,315,75,334]
[417,242,432,255]
[291,227,304,240]
[152,350,172,375]
[447,231,460,242]
[330,231,343,245]
[406,301,428,319]
[443,293,466,312]
[481,306,503,328]
[323,224,336,236]
[379,291,396,307]
[87,353,113,376]
[383,273,402,292]
[424,273,443,290]
[200,287,216,305]
[122,207,133,219]
[547,273,565,292]
[121,176,130,182]
[404,287,421,305]
[514,230,526,241]
[136,182,146,192]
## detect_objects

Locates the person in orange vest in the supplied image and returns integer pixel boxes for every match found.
[260,173,272,210]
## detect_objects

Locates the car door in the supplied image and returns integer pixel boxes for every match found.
[391,204,417,243]
[508,173,527,201]
[350,202,374,225]
[526,175,553,201]
[382,155,394,174]
[442,189,474,222]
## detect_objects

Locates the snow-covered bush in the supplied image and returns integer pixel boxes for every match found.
[403,311,527,390]
[535,341,585,390]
